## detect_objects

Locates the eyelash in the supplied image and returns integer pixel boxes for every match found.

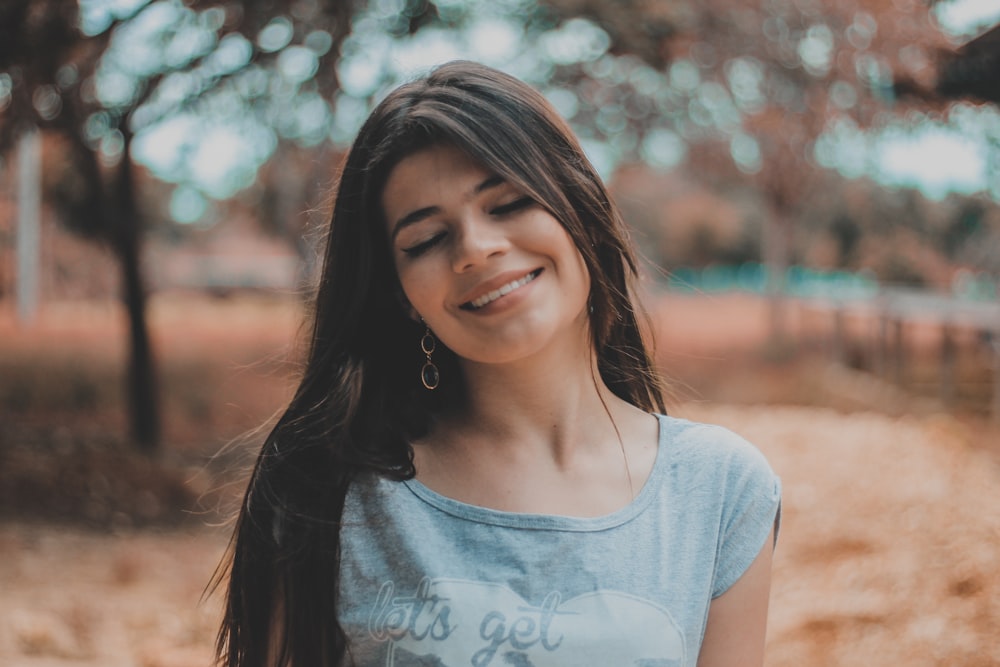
[400,197,536,257]
[402,233,445,257]
[490,196,534,216]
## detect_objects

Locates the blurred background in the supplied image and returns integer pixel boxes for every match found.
[1,0,999,665]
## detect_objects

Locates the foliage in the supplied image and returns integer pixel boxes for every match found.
[5,0,996,225]
[2,0,998,443]
[0,0,354,448]
[0,0,354,222]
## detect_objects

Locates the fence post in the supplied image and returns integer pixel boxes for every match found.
[940,322,956,406]
[892,318,905,386]
[992,329,1000,424]
[831,302,845,365]
[875,292,891,379]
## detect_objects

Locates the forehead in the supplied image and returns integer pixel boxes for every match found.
[381,145,495,213]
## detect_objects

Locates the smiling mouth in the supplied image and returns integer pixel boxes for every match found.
[462,270,542,310]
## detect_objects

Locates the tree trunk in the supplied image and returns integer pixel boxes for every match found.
[112,132,160,450]
[16,129,41,325]
[64,126,160,450]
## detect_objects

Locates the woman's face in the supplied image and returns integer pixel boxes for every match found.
[381,144,591,367]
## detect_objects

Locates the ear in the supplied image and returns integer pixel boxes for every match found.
[393,284,421,322]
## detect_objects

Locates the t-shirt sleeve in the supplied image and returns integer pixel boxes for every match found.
[709,428,782,598]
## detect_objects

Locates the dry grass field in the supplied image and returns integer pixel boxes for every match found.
[1,292,998,667]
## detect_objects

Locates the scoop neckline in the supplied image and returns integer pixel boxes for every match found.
[401,414,672,532]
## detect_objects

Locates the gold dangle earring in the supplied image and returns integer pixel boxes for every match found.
[420,326,440,390]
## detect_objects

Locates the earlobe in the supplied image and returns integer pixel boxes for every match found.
[402,298,421,323]
[393,287,421,322]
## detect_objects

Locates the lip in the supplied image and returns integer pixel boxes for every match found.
[457,268,543,310]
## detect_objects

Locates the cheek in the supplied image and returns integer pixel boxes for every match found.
[574,258,593,310]
[579,259,592,296]
[548,228,591,292]
[395,263,436,319]
[562,242,593,310]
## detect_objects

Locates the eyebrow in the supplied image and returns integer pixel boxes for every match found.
[389,175,506,242]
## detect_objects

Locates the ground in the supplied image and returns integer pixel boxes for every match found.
[1,292,998,667]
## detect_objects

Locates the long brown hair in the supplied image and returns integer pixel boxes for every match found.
[215,60,666,667]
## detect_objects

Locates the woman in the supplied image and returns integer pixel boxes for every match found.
[217,61,781,667]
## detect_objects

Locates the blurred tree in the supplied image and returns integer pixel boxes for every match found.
[332,0,981,345]
[546,0,959,346]
[1,0,994,452]
[0,0,354,449]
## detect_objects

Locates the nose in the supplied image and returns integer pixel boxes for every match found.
[451,212,509,273]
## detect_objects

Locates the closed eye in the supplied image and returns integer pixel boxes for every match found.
[490,196,535,217]
[401,232,446,257]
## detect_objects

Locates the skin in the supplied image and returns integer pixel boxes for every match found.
[698,530,775,667]
[382,143,772,662]
[384,143,593,369]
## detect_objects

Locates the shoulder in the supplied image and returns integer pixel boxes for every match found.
[655,414,781,536]
[657,414,775,481]
[342,471,409,522]
[655,415,781,595]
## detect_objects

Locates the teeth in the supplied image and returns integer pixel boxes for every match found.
[469,271,538,309]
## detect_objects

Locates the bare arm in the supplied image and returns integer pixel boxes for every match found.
[697,528,775,667]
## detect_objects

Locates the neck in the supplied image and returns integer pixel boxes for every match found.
[439,329,638,468]
[413,327,660,516]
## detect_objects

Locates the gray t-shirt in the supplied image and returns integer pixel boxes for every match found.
[338,414,781,667]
